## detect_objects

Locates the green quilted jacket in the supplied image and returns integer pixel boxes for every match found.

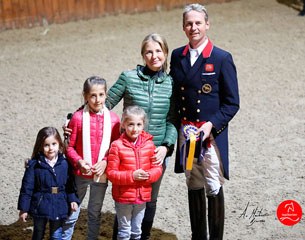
[106,65,177,153]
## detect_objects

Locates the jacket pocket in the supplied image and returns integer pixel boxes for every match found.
[31,193,43,215]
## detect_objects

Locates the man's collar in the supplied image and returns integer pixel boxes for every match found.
[182,38,213,58]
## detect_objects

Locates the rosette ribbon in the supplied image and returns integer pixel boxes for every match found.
[180,124,208,171]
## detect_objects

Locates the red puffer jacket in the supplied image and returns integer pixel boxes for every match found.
[107,131,162,203]
[67,109,121,178]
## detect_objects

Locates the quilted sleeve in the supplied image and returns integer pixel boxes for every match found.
[106,142,135,185]
[17,160,36,212]
[66,112,83,169]
[106,72,127,110]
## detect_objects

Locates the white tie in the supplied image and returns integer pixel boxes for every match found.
[190,49,199,66]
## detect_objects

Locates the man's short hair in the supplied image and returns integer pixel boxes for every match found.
[183,3,209,25]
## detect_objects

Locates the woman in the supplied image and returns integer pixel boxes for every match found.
[107,33,177,240]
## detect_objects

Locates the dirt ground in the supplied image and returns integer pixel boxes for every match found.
[0,0,305,239]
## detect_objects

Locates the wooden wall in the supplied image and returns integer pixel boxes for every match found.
[0,0,228,30]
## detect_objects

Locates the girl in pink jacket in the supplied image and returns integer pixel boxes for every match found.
[107,105,162,240]
[63,76,120,240]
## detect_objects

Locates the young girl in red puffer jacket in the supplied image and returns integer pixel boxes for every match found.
[107,105,162,240]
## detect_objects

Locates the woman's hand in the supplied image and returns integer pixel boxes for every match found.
[152,146,168,166]
[19,211,28,222]
[62,125,73,137]
[133,169,149,181]
[92,160,107,176]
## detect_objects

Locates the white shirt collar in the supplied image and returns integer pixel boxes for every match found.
[189,37,209,57]
[45,155,58,168]
[189,38,208,66]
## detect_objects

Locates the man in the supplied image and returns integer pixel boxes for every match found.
[170,3,240,240]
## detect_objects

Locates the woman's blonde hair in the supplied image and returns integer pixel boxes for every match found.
[141,33,169,71]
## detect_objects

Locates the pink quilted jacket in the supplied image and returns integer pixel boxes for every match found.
[67,109,121,178]
[106,131,162,203]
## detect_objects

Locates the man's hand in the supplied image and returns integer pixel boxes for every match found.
[197,121,213,141]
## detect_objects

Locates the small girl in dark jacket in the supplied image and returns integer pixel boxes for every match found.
[18,127,79,240]
[107,106,162,240]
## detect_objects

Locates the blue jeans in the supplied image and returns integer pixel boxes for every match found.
[142,158,167,222]
[115,202,146,240]
[33,217,63,240]
[62,175,108,240]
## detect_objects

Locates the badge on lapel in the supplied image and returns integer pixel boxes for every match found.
[205,63,214,72]
[202,63,216,77]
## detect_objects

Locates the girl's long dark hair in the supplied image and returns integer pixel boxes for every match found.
[31,127,64,159]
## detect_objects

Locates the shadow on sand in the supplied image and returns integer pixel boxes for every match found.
[277,0,303,11]
[0,210,177,240]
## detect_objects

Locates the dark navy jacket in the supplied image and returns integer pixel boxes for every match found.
[170,39,240,179]
[18,153,79,220]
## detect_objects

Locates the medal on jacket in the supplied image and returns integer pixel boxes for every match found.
[202,83,212,94]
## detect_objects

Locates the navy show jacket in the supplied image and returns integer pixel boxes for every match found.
[170,39,240,179]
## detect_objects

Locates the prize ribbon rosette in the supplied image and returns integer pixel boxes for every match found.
[180,125,200,171]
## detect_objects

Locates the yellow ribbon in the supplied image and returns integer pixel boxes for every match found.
[186,133,196,170]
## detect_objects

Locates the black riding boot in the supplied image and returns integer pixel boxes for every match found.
[140,220,153,240]
[207,187,224,240]
[112,215,118,240]
[188,188,207,240]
